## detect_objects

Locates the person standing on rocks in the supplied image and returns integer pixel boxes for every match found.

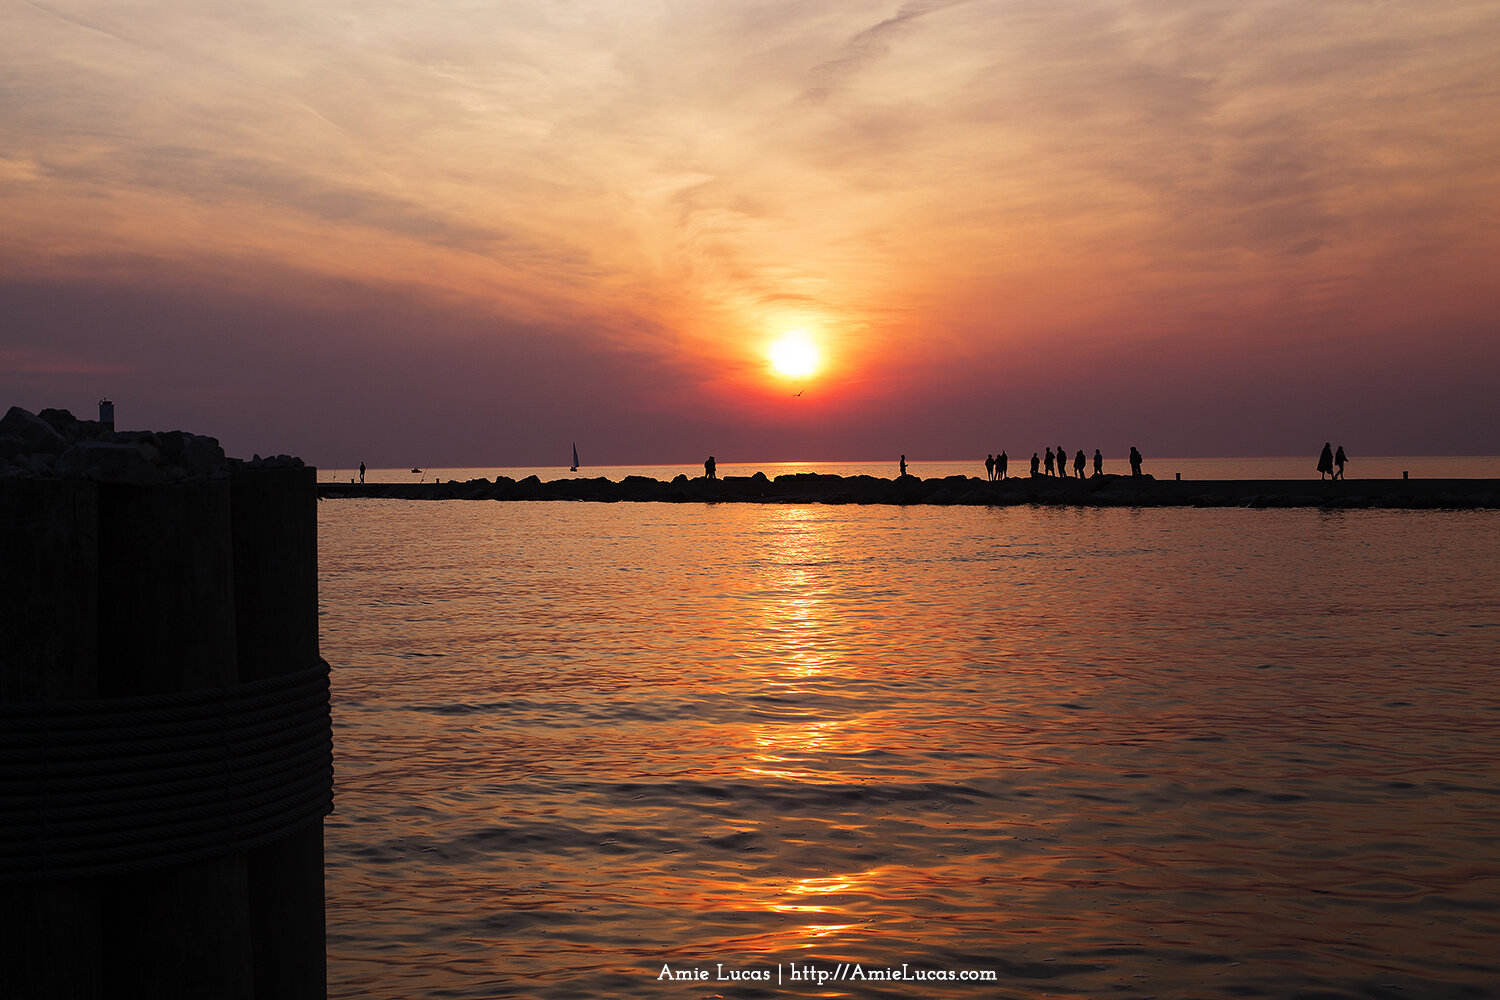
[1074,449,1086,478]
[1044,448,1055,476]
[900,454,907,477]
[1334,445,1348,480]
[1317,442,1334,480]
[1093,449,1102,477]
[705,456,717,480]
[1057,445,1068,478]
[997,451,1008,479]
[359,461,366,484]
[1031,452,1040,476]
[1129,446,1143,477]
[985,454,995,481]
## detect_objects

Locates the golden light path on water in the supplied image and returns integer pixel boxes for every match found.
[318,501,1500,999]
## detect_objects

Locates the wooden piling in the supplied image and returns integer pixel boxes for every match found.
[98,479,254,1000]
[232,466,326,1000]
[0,480,104,1000]
[2,468,329,1000]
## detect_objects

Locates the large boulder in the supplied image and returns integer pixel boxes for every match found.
[0,406,67,455]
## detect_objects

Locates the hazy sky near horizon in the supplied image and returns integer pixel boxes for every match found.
[4,0,1498,466]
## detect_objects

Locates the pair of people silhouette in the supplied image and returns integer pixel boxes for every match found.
[1317,443,1348,480]
[1042,446,1062,477]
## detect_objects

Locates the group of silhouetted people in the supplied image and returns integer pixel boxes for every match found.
[1317,443,1348,480]
[990,445,1145,480]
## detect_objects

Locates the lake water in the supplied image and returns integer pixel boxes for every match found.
[318,500,1500,999]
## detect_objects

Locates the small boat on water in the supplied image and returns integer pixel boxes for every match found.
[570,443,579,472]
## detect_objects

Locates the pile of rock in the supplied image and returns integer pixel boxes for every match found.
[0,405,301,485]
[316,470,1499,509]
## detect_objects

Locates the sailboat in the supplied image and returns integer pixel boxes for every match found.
[570,443,579,472]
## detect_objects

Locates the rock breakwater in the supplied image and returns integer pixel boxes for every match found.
[319,472,1500,509]
[1,405,301,484]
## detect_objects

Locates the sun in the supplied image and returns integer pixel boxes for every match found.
[768,333,821,379]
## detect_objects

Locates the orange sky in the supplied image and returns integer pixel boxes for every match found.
[3,0,1498,464]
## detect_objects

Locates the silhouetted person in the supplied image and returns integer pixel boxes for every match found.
[998,451,1008,479]
[1317,442,1334,480]
[1129,445,1143,477]
[985,454,995,481]
[1074,449,1085,478]
[1093,449,1102,477]
[705,455,717,479]
[1057,445,1067,478]
[1334,445,1347,480]
[358,461,366,484]
[1044,448,1055,476]
[1030,452,1040,476]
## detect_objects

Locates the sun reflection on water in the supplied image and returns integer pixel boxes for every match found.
[319,501,1500,1000]
[747,718,848,781]
[759,870,882,945]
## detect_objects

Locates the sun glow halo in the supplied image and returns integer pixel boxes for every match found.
[768,334,821,379]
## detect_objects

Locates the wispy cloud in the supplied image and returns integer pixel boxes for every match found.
[0,346,131,377]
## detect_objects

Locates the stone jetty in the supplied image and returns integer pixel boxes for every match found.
[0,404,303,483]
[319,472,1500,509]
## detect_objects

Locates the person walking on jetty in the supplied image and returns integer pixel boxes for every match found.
[1044,448,1055,476]
[1335,445,1348,480]
[985,454,995,481]
[1030,452,1040,476]
[1317,442,1334,480]
[358,461,365,484]
[997,451,1008,479]
[1074,449,1086,478]
[1093,449,1102,477]
[705,456,717,479]
[1129,445,1143,477]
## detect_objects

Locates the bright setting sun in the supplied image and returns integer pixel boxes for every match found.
[767,333,821,379]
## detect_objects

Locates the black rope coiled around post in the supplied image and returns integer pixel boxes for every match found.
[0,661,333,884]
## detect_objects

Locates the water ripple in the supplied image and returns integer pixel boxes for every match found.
[320,502,1500,999]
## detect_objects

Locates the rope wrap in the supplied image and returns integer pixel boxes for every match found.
[1,661,333,883]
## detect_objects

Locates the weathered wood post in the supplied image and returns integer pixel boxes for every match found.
[97,477,255,1000]
[233,465,327,998]
[1,409,331,1000]
[1,479,104,1000]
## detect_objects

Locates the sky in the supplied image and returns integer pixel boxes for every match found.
[3,0,1498,467]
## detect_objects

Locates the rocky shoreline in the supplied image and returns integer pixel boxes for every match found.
[9,404,1491,509]
[1,405,301,483]
[319,473,1500,509]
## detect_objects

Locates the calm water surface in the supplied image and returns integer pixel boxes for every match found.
[318,502,1500,999]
